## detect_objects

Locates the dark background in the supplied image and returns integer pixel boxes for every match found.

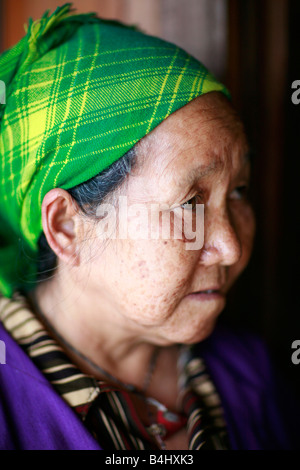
[0,0,299,395]
[225,0,300,398]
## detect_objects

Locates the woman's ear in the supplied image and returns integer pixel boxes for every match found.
[41,188,82,266]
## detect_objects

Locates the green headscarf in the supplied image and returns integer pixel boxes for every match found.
[0,3,229,297]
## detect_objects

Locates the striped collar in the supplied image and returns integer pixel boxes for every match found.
[0,292,230,450]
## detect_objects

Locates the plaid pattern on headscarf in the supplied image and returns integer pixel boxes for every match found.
[0,3,229,297]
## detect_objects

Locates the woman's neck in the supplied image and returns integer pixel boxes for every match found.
[28,278,181,408]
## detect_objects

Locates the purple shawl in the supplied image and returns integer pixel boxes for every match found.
[0,321,299,450]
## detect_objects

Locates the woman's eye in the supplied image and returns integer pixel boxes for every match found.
[229,185,249,201]
[180,194,203,210]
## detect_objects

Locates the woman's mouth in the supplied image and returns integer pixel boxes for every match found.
[187,289,225,301]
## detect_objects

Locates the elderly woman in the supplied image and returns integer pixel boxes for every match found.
[0,5,299,450]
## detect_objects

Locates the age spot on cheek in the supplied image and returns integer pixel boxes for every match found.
[134,259,150,279]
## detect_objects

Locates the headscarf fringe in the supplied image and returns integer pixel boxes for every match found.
[0,3,97,120]
[22,3,98,71]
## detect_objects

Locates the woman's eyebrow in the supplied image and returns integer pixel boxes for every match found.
[177,158,224,188]
[171,150,251,191]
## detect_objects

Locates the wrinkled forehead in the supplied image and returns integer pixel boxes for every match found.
[134,92,249,184]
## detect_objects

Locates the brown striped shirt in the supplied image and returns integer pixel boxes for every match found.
[0,291,230,450]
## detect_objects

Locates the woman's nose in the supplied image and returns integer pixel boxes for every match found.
[198,209,242,267]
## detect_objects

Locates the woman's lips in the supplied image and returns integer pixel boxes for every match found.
[187,289,225,301]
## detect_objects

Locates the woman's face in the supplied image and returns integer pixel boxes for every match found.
[76,92,255,346]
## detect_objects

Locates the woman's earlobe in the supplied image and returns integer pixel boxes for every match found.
[41,189,81,266]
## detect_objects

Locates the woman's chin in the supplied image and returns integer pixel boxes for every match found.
[182,318,219,345]
[155,315,220,347]
[176,300,225,345]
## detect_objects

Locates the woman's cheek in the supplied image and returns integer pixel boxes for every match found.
[118,241,193,323]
